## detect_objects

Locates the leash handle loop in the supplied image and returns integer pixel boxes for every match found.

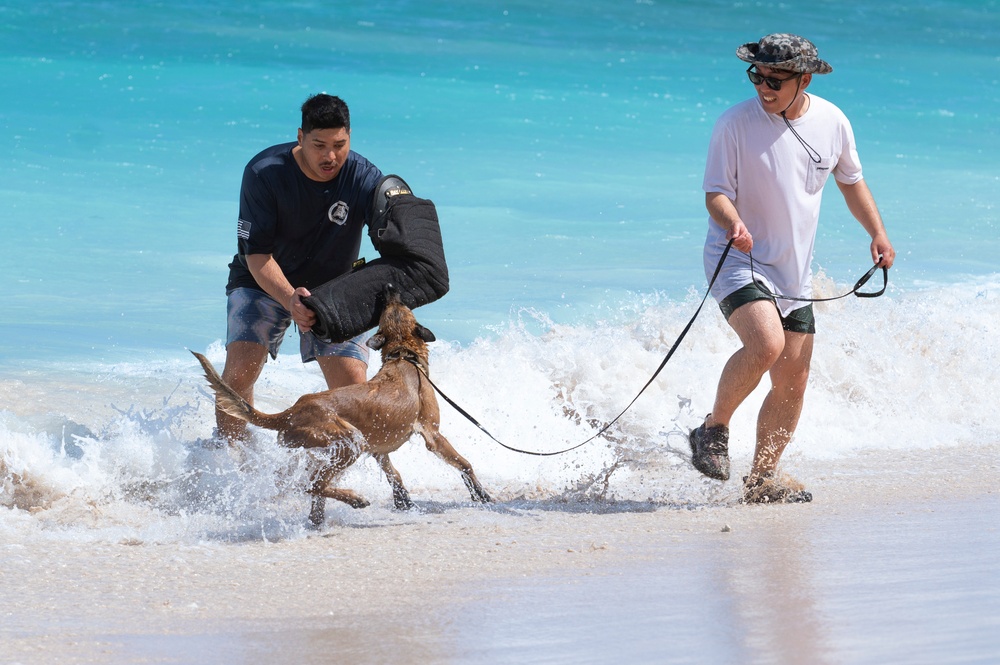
[853,265,887,298]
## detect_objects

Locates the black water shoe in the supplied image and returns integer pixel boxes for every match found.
[741,473,813,504]
[689,418,730,481]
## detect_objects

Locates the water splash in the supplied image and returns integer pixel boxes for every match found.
[2,282,998,542]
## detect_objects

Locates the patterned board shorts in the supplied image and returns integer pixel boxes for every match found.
[226,287,370,363]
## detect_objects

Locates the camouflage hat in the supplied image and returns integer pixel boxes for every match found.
[736,33,832,74]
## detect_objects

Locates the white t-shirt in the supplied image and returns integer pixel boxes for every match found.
[702,93,863,316]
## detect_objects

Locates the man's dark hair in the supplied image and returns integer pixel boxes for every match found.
[301,94,350,134]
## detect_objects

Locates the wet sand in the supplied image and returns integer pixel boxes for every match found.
[2,444,998,664]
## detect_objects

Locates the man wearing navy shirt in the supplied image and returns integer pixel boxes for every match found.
[217,94,383,444]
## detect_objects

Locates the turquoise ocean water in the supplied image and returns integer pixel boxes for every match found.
[2,2,998,533]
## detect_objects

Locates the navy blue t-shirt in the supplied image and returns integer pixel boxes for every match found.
[226,142,383,293]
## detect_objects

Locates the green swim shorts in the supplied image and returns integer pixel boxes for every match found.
[718,282,816,334]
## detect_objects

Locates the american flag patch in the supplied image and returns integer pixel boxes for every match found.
[237,218,251,240]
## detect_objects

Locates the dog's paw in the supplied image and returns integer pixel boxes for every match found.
[393,493,415,511]
[463,476,492,504]
[347,496,371,509]
[308,500,326,528]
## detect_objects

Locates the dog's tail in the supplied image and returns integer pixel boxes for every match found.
[191,351,288,431]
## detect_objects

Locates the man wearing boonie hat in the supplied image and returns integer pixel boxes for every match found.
[688,33,896,503]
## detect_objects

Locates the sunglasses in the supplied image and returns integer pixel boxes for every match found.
[746,65,802,91]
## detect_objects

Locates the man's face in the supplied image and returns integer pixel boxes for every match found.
[752,65,810,113]
[296,126,351,182]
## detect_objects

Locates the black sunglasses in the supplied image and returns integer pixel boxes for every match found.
[746,65,802,91]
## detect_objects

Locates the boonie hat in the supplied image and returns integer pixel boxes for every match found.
[737,33,832,74]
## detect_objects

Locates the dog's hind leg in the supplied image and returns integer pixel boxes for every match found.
[307,446,367,527]
[374,453,415,510]
[419,429,492,504]
[308,496,327,528]
[308,482,371,527]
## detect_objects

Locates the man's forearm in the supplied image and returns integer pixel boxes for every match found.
[246,254,295,310]
[705,192,741,232]
[837,180,886,239]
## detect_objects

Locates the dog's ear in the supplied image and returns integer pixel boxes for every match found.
[413,324,436,343]
[366,333,386,350]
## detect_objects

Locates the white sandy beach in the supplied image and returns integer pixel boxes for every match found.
[2,443,997,665]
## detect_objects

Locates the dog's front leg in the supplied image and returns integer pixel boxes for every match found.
[419,429,492,504]
[375,453,414,510]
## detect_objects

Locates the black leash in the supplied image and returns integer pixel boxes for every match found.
[405,240,735,456]
[412,240,886,456]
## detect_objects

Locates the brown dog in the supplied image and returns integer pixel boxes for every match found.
[192,288,491,525]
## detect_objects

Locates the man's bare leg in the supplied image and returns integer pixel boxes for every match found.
[707,300,786,429]
[690,299,787,480]
[316,355,368,390]
[216,341,268,444]
[751,330,813,478]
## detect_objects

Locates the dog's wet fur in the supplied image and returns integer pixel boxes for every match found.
[193,288,491,526]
